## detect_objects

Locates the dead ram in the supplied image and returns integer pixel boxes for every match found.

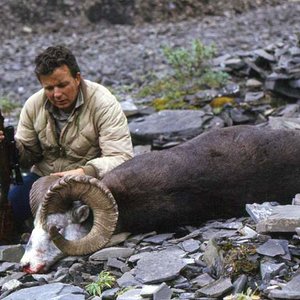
[21,125,300,273]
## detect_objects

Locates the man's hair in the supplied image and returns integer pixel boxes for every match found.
[34,45,80,78]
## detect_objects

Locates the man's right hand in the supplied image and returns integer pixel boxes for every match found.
[0,130,5,142]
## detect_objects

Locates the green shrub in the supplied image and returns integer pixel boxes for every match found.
[85,271,116,297]
[163,39,217,79]
[0,97,19,115]
[137,39,229,111]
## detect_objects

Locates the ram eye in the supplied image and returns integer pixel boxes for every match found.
[56,226,63,233]
[47,225,62,233]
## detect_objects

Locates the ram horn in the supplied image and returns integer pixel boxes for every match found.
[39,175,118,256]
[30,175,61,217]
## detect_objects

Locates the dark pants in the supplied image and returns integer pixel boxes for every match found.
[8,172,41,222]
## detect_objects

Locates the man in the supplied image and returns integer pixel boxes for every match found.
[0,45,133,226]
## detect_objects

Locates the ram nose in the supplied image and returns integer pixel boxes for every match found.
[22,263,46,274]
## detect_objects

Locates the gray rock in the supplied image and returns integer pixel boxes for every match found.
[191,273,215,288]
[117,271,140,287]
[256,239,287,257]
[268,274,300,299]
[244,91,265,104]
[246,202,278,223]
[246,79,263,89]
[256,205,300,233]
[89,247,134,261]
[232,274,248,294]
[134,248,187,284]
[143,233,174,244]
[100,287,119,300]
[292,194,300,206]
[107,257,127,271]
[0,245,24,262]
[116,288,145,300]
[266,117,300,130]
[0,272,25,288]
[180,239,201,253]
[254,49,276,62]
[120,99,139,117]
[1,282,87,300]
[238,226,257,239]
[202,228,237,240]
[202,239,224,278]
[260,261,287,280]
[277,104,300,118]
[1,279,22,292]
[0,262,16,272]
[140,282,172,300]
[196,277,232,298]
[129,110,205,144]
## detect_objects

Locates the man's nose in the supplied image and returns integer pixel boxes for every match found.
[54,87,62,98]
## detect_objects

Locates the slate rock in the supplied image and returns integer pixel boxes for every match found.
[89,247,134,261]
[196,277,232,298]
[180,239,201,253]
[256,205,300,233]
[260,261,287,280]
[143,233,174,244]
[191,273,215,288]
[116,288,146,300]
[246,202,278,223]
[1,282,87,300]
[140,282,172,300]
[134,248,187,284]
[129,110,205,144]
[117,271,140,287]
[268,274,300,299]
[256,239,286,257]
[0,245,25,262]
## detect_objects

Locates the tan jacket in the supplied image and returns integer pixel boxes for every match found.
[16,79,134,178]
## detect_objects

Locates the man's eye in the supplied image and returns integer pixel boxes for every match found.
[58,83,67,88]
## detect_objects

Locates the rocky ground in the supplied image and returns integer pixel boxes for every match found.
[1,1,300,299]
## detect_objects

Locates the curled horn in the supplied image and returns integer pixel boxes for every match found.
[39,175,118,256]
[30,175,61,217]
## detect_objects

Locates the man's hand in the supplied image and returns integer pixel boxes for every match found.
[0,130,4,142]
[50,168,85,177]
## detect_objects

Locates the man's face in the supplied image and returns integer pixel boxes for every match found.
[39,64,81,112]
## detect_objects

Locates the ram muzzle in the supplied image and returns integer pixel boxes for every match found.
[30,175,119,255]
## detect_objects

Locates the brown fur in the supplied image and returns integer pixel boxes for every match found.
[102,125,300,233]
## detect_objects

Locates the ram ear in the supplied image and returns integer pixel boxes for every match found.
[72,205,90,223]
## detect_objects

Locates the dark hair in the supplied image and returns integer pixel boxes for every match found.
[34,45,80,78]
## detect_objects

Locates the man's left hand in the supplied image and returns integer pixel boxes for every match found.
[50,168,85,177]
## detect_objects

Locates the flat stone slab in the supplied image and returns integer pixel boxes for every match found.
[256,205,300,233]
[129,109,205,144]
[0,245,24,262]
[89,247,134,261]
[196,277,232,298]
[1,283,86,300]
[134,248,187,284]
[269,274,300,299]
[246,202,277,223]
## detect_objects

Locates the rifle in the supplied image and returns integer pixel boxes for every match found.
[0,109,23,243]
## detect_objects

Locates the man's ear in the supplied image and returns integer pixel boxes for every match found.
[75,72,81,85]
[72,205,90,223]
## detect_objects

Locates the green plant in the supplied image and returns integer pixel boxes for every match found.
[163,39,217,79]
[223,244,259,276]
[0,97,19,115]
[136,39,229,111]
[85,271,116,297]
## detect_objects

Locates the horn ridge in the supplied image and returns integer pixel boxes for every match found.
[40,175,118,255]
